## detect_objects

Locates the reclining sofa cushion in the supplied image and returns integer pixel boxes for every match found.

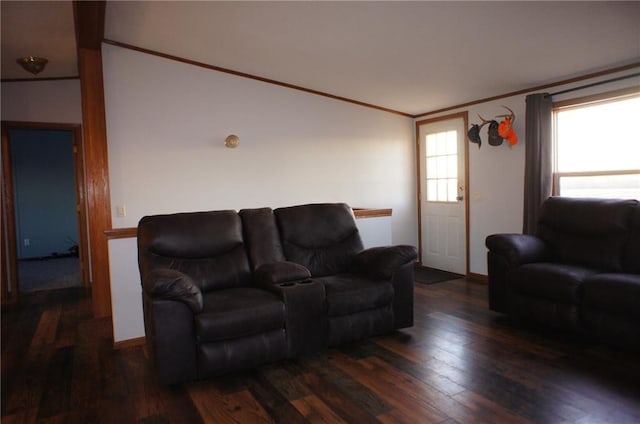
[536,197,637,272]
[197,329,288,377]
[328,307,394,346]
[507,263,597,331]
[138,210,253,291]
[314,274,394,316]
[274,203,364,277]
[582,273,640,349]
[582,273,640,317]
[195,287,286,343]
[508,263,596,303]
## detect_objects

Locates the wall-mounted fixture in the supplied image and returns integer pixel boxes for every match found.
[16,56,48,75]
[224,134,240,149]
[467,106,518,148]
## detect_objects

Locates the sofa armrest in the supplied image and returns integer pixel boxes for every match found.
[254,262,325,357]
[142,268,203,313]
[143,292,198,384]
[352,245,418,280]
[255,261,312,286]
[485,234,549,313]
[485,234,549,266]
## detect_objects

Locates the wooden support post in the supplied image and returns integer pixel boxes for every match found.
[74,1,112,318]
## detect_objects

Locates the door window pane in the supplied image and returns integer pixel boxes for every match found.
[427,180,438,201]
[426,130,458,202]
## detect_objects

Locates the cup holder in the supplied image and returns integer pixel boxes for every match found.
[278,279,314,287]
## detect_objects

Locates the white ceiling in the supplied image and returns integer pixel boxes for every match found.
[2,1,640,116]
[1,1,77,80]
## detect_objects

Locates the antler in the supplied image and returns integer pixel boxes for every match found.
[495,105,515,124]
[477,114,493,129]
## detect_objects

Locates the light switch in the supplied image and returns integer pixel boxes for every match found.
[116,205,126,217]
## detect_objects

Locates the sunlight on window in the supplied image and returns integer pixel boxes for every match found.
[554,94,640,200]
[426,131,458,202]
[556,97,640,172]
[559,174,640,199]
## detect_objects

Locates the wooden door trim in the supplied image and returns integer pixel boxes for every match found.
[72,126,90,287]
[1,126,18,301]
[415,112,470,275]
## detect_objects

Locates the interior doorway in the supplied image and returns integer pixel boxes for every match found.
[416,112,469,275]
[1,121,89,299]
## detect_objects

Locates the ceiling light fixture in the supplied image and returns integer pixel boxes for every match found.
[224,134,240,149]
[16,56,48,75]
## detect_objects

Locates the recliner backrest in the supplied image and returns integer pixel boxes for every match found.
[536,197,638,272]
[623,205,640,273]
[274,203,364,277]
[239,207,286,271]
[138,210,252,292]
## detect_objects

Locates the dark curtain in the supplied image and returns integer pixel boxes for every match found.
[523,93,553,234]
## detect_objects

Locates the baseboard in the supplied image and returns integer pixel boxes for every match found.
[415,262,487,283]
[113,336,146,350]
[468,272,488,283]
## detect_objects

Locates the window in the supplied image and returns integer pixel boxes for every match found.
[553,90,640,200]
[426,130,458,202]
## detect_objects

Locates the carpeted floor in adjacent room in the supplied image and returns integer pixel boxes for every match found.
[18,256,82,292]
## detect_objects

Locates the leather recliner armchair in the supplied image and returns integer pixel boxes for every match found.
[486,197,640,350]
[138,210,288,384]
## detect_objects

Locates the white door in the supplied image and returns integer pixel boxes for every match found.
[418,116,467,274]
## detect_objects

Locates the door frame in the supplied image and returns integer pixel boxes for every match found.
[415,111,470,274]
[1,121,90,300]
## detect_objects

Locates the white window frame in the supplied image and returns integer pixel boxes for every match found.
[552,87,640,198]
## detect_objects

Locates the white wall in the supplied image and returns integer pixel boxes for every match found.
[108,238,144,342]
[418,70,640,275]
[103,44,416,242]
[357,216,392,248]
[102,43,417,342]
[1,79,82,123]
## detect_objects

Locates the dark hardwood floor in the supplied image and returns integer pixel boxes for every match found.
[2,279,639,423]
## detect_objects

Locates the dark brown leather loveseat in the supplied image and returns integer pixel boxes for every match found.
[486,197,640,350]
[138,203,417,384]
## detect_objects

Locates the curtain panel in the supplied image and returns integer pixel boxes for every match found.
[523,93,553,235]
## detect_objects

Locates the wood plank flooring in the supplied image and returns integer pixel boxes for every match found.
[2,279,640,423]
